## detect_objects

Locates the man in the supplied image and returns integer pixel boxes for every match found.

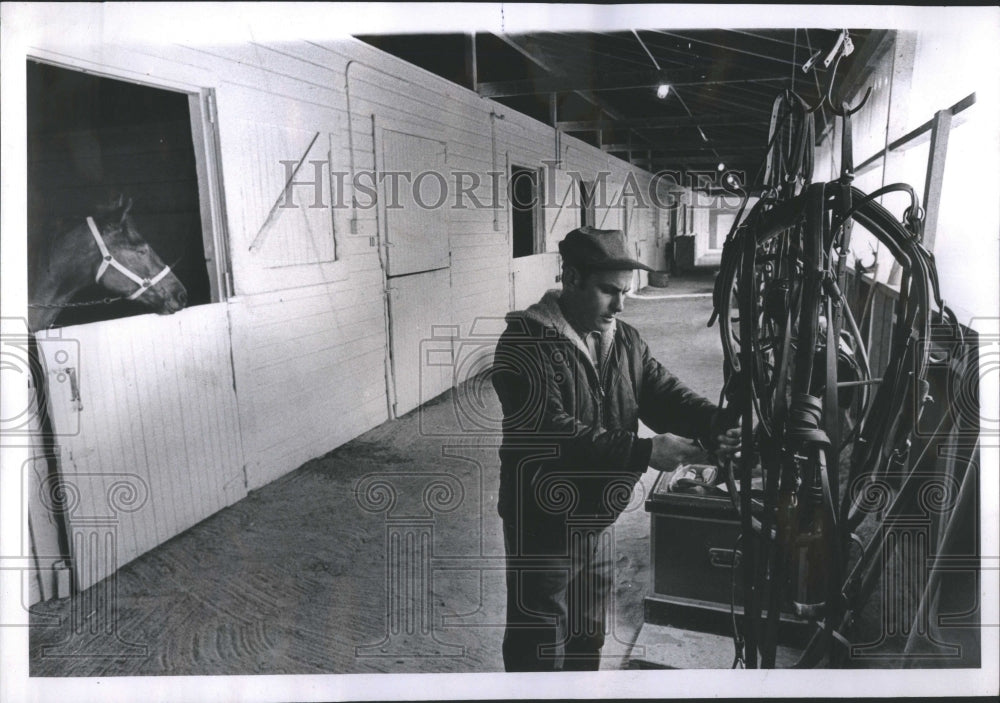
[491,226,740,672]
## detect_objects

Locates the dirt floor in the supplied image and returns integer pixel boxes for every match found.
[29,272,727,676]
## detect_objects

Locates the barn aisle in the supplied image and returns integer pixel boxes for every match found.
[29,276,723,676]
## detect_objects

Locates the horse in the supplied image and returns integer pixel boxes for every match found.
[28,196,188,332]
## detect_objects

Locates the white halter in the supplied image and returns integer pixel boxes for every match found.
[86,217,172,301]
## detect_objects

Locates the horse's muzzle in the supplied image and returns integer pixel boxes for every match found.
[156,278,188,314]
[166,288,188,312]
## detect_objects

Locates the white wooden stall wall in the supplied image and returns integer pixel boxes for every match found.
[227,280,388,490]
[595,177,623,232]
[346,59,512,394]
[691,206,722,267]
[512,254,561,311]
[379,127,453,417]
[36,307,245,591]
[651,204,671,280]
[633,201,658,289]
[26,383,66,604]
[210,55,389,490]
[509,166,578,311]
[388,269,454,416]
[619,195,648,290]
[231,120,338,268]
[543,167,581,253]
[381,129,450,277]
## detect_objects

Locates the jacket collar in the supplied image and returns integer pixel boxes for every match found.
[507,289,616,375]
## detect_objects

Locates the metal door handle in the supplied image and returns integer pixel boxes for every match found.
[709,547,741,568]
[63,367,82,411]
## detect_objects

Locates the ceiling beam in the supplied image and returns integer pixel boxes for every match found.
[649,157,759,171]
[478,72,790,97]
[650,30,809,69]
[493,33,686,152]
[602,144,765,155]
[653,151,762,163]
[494,33,626,121]
[724,28,806,50]
[480,68,660,97]
[558,113,770,131]
[682,86,776,115]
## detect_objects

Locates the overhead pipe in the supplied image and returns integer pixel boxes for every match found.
[489,110,505,232]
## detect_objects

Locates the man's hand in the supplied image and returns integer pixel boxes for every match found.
[707,407,742,469]
[649,433,707,472]
[712,424,742,469]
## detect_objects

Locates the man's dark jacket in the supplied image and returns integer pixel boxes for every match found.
[492,290,718,528]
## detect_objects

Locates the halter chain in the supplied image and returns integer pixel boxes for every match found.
[86,217,171,301]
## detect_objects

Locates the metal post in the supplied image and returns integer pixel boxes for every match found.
[467,33,478,92]
[920,109,953,253]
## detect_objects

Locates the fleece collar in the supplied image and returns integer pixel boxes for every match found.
[507,289,616,376]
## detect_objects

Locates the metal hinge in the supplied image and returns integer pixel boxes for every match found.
[206,91,217,125]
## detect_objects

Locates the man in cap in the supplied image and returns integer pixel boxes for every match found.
[492,226,739,671]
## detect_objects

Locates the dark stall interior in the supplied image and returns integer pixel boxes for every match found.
[27,61,210,327]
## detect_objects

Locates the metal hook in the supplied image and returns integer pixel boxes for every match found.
[814,30,871,118]
[854,242,879,274]
[831,85,873,118]
[806,94,825,115]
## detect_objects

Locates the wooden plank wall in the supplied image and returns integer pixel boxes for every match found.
[512,253,561,311]
[36,306,245,590]
[842,269,898,379]
[228,282,388,490]
[387,269,454,417]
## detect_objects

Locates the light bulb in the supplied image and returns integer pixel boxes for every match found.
[717,162,726,171]
[656,83,670,99]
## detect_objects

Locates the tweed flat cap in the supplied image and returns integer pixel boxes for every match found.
[558,226,656,272]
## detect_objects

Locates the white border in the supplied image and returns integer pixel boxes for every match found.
[2,4,998,701]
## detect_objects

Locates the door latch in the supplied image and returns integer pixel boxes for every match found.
[62,367,82,412]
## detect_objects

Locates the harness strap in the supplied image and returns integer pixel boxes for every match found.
[86,217,171,300]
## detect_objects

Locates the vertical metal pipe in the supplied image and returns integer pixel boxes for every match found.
[490,111,500,232]
[468,32,478,91]
[551,93,560,166]
[920,109,953,252]
[370,114,396,421]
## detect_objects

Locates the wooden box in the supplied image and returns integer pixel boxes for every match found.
[644,471,809,645]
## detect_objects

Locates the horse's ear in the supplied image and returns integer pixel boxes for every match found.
[118,197,133,224]
[118,198,144,243]
[100,194,131,220]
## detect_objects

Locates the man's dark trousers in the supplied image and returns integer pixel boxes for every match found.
[501,516,615,672]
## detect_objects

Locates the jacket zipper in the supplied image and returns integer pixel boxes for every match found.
[597,384,605,428]
[596,344,613,429]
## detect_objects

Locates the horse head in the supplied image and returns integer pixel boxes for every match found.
[89,196,188,314]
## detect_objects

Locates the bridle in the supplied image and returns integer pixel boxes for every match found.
[87,216,172,300]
